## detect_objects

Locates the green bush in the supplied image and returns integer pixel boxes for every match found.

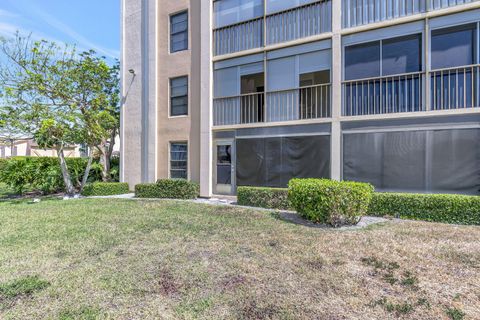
[81,182,130,197]
[237,186,291,210]
[288,179,375,227]
[0,157,103,194]
[369,192,480,225]
[135,179,199,199]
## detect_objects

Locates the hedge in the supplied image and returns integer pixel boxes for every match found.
[135,179,199,199]
[0,157,104,194]
[369,192,480,225]
[288,179,375,227]
[237,186,291,210]
[81,182,130,197]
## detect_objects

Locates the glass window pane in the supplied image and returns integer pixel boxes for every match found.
[214,0,264,28]
[170,11,188,52]
[345,41,380,81]
[382,34,422,76]
[431,24,475,70]
[266,0,318,14]
[170,143,188,179]
[170,76,188,116]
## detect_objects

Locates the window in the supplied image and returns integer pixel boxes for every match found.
[170,76,188,116]
[431,24,476,70]
[240,72,264,123]
[170,11,188,53]
[266,0,319,14]
[170,143,188,179]
[382,34,422,76]
[344,41,380,80]
[214,0,264,28]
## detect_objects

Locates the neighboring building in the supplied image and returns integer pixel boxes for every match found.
[0,139,81,158]
[121,0,480,197]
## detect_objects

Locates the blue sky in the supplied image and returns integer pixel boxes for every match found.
[0,0,119,59]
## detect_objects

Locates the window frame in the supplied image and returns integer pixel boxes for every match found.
[169,10,189,53]
[169,141,189,180]
[169,75,189,117]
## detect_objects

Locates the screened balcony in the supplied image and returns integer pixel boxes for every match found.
[213,83,331,126]
[213,0,332,56]
[266,1,332,45]
[342,0,479,28]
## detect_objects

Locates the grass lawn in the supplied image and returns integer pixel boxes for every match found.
[0,199,479,319]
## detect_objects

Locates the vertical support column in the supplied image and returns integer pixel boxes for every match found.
[424,18,431,111]
[200,0,213,197]
[330,0,342,181]
[141,0,158,183]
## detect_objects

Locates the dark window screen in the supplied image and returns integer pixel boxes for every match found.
[236,135,330,188]
[345,41,380,80]
[343,128,480,195]
[431,24,475,70]
[382,34,422,76]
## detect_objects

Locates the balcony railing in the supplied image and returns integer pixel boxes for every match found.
[430,64,479,110]
[342,0,479,28]
[213,17,264,56]
[213,1,332,56]
[266,1,332,45]
[213,84,331,126]
[343,72,425,116]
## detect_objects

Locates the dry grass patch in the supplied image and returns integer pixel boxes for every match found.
[0,199,479,319]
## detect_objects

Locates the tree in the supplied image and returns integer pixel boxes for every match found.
[0,34,117,195]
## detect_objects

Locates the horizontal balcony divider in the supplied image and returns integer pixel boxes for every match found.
[213,84,331,126]
[430,64,480,110]
[342,71,425,116]
[266,0,332,45]
[213,17,264,56]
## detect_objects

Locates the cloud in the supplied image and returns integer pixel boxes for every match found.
[2,0,119,58]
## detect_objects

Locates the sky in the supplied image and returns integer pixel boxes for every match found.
[0,0,120,60]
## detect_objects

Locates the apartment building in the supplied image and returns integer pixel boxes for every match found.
[121,0,480,197]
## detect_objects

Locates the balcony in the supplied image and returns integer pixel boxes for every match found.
[213,0,332,56]
[430,64,480,110]
[343,65,480,116]
[266,1,332,45]
[213,17,264,56]
[342,0,479,28]
[213,84,331,126]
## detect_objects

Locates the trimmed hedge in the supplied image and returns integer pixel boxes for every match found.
[135,179,199,199]
[237,186,291,210]
[369,192,480,225]
[0,157,104,194]
[81,182,130,197]
[288,179,375,227]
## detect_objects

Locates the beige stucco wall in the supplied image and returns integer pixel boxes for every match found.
[155,0,201,183]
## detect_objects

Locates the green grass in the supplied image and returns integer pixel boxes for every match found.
[0,199,479,319]
[0,183,15,199]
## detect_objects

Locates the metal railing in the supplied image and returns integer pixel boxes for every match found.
[266,1,332,45]
[213,92,265,126]
[342,0,479,28]
[213,17,264,56]
[430,64,479,110]
[213,84,331,126]
[342,72,424,116]
[213,1,332,56]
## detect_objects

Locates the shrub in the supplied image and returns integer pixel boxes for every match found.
[0,157,104,194]
[237,186,291,210]
[288,179,375,227]
[135,179,199,199]
[81,182,130,197]
[369,192,480,225]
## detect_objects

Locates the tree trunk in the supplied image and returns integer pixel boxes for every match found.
[99,138,111,182]
[57,147,75,196]
[79,147,94,193]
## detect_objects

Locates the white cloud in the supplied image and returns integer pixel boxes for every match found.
[2,0,119,58]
